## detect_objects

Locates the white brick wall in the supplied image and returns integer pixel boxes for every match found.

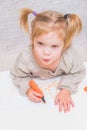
[0,0,87,70]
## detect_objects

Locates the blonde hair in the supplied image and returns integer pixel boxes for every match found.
[20,8,82,50]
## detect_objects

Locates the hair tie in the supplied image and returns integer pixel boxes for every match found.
[64,14,70,19]
[32,11,37,16]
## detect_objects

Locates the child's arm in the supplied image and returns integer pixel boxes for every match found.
[54,48,85,112]
[57,48,86,94]
[10,46,33,96]
[11,71,31,96]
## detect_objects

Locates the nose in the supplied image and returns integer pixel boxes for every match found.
[43,47,51,55]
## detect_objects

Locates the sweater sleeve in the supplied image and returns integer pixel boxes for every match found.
[10,47,32,96]
[57,48,86,94]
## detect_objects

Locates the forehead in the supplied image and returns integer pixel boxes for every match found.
[35,32,64,44]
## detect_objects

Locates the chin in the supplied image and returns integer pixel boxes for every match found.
[42,62,52,67]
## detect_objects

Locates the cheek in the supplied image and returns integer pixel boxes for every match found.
[52,49,62,57]
[34,46,42,55]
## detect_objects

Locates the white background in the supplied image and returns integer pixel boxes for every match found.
[0,63,87,130]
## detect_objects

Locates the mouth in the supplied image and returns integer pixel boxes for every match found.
[43,59,50,62]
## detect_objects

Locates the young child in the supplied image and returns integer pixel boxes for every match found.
[11,8,85,113]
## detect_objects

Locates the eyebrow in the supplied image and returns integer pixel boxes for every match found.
[38,41,63,46]
[37,39,63,45]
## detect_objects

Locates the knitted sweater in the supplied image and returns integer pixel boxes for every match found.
[11,44,85,96]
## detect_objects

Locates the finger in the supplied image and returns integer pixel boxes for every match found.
[28,91,42,103]
[54,96,59,105]
[33,90,43,97]
[59,101,63,112]
[67,102,70,112]
[29,95,42,103]
[30,98,42,103]
[63,102,71,113]
[34,97,42,102]
[63,103,68,113]
[69,99,74,108]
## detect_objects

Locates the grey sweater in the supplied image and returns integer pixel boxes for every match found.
[11,44,85,96]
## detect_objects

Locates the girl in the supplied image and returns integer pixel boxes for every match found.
[11,8,85,113]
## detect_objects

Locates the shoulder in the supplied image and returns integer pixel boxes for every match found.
[60,46,82,73]
[12,44,34,69]
[16,44,33,62]
[62,46,79,64]
[20,44,32,57]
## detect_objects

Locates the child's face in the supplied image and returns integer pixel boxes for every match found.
[33,31,64,70]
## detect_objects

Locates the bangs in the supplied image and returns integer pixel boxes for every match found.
[31,21,66,41]
[31,23,52,41]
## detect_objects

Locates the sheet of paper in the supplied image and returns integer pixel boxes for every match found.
[0,65,87,130]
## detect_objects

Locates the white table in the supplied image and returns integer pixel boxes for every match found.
[0,63,87,130]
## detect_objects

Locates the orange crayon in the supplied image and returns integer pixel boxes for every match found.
[84,86,87,92]
[29,80,46,103]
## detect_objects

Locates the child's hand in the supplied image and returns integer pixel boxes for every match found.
[26,88,43,103]
[54,88,74,113]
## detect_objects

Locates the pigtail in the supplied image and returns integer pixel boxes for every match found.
[64,14,82,50]
[20,8,33,34]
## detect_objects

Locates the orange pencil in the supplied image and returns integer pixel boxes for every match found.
[84,86,87,92]
[29,79,46,103]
